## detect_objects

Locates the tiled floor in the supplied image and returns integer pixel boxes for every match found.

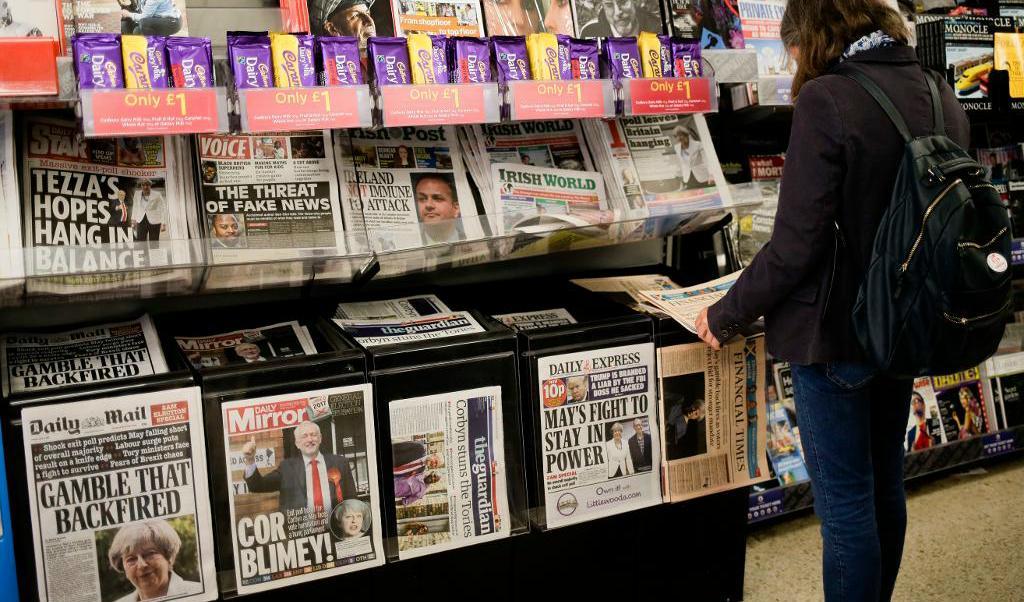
[744,457,1024,601]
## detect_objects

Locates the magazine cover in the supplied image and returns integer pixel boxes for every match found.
[0,426,17,601]
[738,0,793,101]
[697,0,745,49]
[571,0,664,37]
[994,31,1023,98]
[388,386,509,558]
[307,0,394,44]
[0,0,61,38]
[21,387,217,602]
[905,376,946,452]
[765,396,807,485]
[391,0,485,36]
[67,0,187,37]
[932,368,991,442]
[221,385,383,594]
[663,0,701,38]
[173,321,318,369]
[481,0,573,35]
[975,145,1022,185]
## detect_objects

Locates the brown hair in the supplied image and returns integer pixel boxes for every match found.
[781,0,910,97]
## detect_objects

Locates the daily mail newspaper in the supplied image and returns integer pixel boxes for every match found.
[491,163,607,233]
[195,131,347,262]
[221,385,383,594]
[2,315,167,397]
[21,387,216,602]
[336,127,484,250]
[658,336,769,503]
[389,386,508,559]
[493,309,576,331]
[333,311,486,348]
[173,322,318,370]
[639,271,743,333]
[536,343,662,529]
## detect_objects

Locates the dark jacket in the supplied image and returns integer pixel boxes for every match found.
[245,453,356,512]
[628,432,653,470]
[708,46,971,364]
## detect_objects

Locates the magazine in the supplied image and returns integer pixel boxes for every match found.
[571,0,664,37]
[67,0,187,38]
[306,0,395,44]
[481,0,574,35]
[931,368,991,442]
[390,0,486,36]
[905,376,946,452]
[983,351,1024,430]
[173,321,318,369]
[698,0,745,49]
[0,0,61,39]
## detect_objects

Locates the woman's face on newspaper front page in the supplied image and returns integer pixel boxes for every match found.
[123,545,173,599]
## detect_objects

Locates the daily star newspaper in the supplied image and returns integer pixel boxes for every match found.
[640,271,743,333]
[658,336,768,502]
[21,387,217,602]
[221,385,383,594]
[173,322,317,370]
[536,342,662,528]
[389,386,509,559]
[2,315,167,397]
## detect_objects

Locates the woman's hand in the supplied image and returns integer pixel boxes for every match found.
[695,307,721,351]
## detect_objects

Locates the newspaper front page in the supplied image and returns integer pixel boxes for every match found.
[221,385,383,594]
[491,163,607,233]
[388,386,509,559]
[493,309,576,331]
[656,337,768,502]
[2,315,167,397]
[173,322,317,370]
[536,342,662,528]
[22,387,217,602]
[639,271,743,333]
[333,311,486,348]
[571,274,681,316]
[334,295,452,321]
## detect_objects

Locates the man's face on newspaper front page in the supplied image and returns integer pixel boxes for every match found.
[416,177,460,224]
[294,421,323,457]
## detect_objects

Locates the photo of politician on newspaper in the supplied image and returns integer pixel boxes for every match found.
[96,517,203,602]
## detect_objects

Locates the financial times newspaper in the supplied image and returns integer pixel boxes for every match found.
[221,385,383,594]
[658,337,769,503]
[196,131,347,262]
[21,387,216,602]
[173,321,317,370]
[536,343,662,528]
[491,163,607,233]
[333,311,486,348]
[336,127,484,250]
[334,295,452,321]
[389,386,508,559]
[493,308,576,331]
[639,271,743,333]
[2,315,167,397]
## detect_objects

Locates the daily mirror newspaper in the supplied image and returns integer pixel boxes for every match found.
[2,315,167,397]
[658,336,769,503]
[388,386,509,559]
[221,385,383,594]
[21,387,217,602]
[536,342,662,528]
[173,322,317,370]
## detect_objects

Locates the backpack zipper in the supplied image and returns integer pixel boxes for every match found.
[899,178,963,273]
[957,227,1008,250]
[942,299,1011,325]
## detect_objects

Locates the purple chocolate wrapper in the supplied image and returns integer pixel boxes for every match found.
[671,38,702,78]
[569,37,599,80]
[657,34,673,77]
[368,36,411,85]
[228,32,273,89]
[296,34,317,87]
[603,36,641,80]
[450,37,490,83]
[431,35,450,84]
[318,36,363,85]
[491,36,531,82]
[167,37,214,88]
[556,34,572,81]
[72,33,124,90]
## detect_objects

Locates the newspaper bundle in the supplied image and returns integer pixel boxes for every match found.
[221,384,383,594]
[639,271,743,334]
[388,386,509,558]
[536,342,662,528]
[658,336,769,502]
[21,387,217,602]
[173,321,317,370]
[491,164,607,233]
[2,315,167,397]
[493,308,576,331]
[195,131,347,262]
[335,127,484,250]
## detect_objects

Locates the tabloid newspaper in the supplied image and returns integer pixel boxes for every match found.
[390,0,485,37]
[334,311,486,348]
[536,342,661,528]
[195,131,347,262]
[905,376,946,453]
[658,336,768,502]
[493,308,576,331]
[571,273,681,316]
[931,368,992,442]
[2,315,167,397]
[334,294,451,321]
[388,386,509,559]
[21,387,217,602]
[335,127,484,250]
[220,384,383,594]
[639,271,742,334]
[1,0,62,39]
[491,163,607,233]
[173,321,318,370]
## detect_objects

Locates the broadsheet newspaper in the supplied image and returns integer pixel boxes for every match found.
[336,127,484,250]
[639,271,743,334]
[493,308,576,331]
[1,315,167,397]
[658,336,768,502]
[537,343,662,528]
[571,274,680,316]
[221,385,383,594]
[21,387,217,602]
[388,386,508,559]
[491,163,607,233]
[173,322,318,370]
[334,312,486,348]
[195,131,347,262]
[334,294,451,321]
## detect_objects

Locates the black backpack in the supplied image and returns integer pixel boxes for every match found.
[842,70,1011,377]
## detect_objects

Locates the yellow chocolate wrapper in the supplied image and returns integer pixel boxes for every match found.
[407,33,437,85]
[122,35,152,89]
[527,33,559,81]
[638,31,663,78]
[270,32,301,88]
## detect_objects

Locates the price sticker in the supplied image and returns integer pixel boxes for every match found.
[509,80,610,121]
[542,377,568,408]
[240,86,371,132]
[626,78,714,115]
[380,83,496,126]
[84,88,224,137]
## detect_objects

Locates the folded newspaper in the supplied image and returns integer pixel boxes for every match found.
[173,321,318,369]
[639,271,743,334]
[571,273,683,317]
[332,295,486,347]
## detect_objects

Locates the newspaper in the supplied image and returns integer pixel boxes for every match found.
[639,271,743,334]
[1,110,24,298]
[580,119,645,211]
[336,127,484,250]
[536,342,661,528]
[391,0,485,37]
[491,163,606,233]
[493,308,576,331]
[221,384,383,594]
[388,386,508,559]
[2,315,167,397]
[173,321,318,370]
[21,387,217,602]
[658,336,769,501]
[905,376,946,452]
[334,295,452,321]
[571,273,681,316]
[1,0,61,38]
[333,311,486,348]
[196,131,348,263]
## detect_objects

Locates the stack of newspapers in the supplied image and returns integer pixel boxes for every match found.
[0,110,23,299]
[332,294,486,348]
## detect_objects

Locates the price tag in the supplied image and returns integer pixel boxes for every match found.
[81,87,227,137]
[509,80,612,121]
[747,488,784,523]
[982,432,1016,457]
[625,78,714,115]
[240,85,372,132]
[380,83,499,126]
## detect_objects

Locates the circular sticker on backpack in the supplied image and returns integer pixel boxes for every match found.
[987,252,1008,273]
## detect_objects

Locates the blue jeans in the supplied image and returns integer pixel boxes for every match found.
[790,362,913,602]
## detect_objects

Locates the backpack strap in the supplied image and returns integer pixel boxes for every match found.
[925,70,945,136]
[840,70,913,143]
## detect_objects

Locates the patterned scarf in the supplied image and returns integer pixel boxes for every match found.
[840,30,899,61]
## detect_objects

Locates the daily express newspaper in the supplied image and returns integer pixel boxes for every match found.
[196,131,347,262]
[2,315,167,397]
[658,337,769,502]
[21,387,216,602]
[389,386,508,559]
[639,271,743,334]
[336,127,484,250]
[173,321,318,370]
[491,164,607,233]
[537,343,662,528]
[333,311,486,348]
[493,308,576,331]
[221,385,383,594]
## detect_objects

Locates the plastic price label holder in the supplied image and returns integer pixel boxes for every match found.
[0,38,60,97]
[621,77,718,116]
[238,85,373,133]
[79,87,228,137]
[507,79,615,121]
[379,82,500,127]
